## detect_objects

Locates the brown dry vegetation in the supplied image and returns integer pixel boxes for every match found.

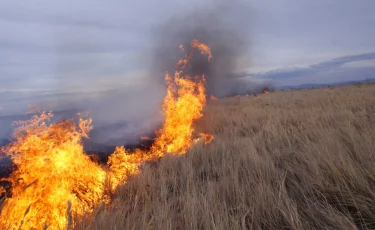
[77,83,375,230]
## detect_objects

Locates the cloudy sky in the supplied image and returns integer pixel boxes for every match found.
[0,0,374,114]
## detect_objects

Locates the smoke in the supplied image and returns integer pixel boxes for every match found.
[0,1,274,152]
[151,1,273,97]
[44,21,167,149]
[86,1,268,147]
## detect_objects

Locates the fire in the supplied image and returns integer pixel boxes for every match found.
[108,39,213,189]
[151,39,212,154]
[151,75,206,154]
[107,146,146,191]
[264,89,269,94]
[140,136,151,141]
[210,95,217,101]
[191,39,212,60]
[0,40,213,229]
[198,133,214,144]
[0,112,107,229]
[0,186,5,198]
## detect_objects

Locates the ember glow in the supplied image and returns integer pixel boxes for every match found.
[0,40,213,229]
[0,186,5,198]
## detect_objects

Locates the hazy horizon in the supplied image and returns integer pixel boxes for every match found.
[0,0,374,144]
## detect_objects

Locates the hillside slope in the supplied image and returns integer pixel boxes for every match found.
[78,83,375,230]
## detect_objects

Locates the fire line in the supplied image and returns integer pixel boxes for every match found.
[0,40,214,230]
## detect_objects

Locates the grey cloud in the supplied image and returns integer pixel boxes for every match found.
[251,52,375,87]
[311,53,375,70]
[252,52,375,80]
[0,12,143,32]
[1,0,375,148]
[277,66,375,88]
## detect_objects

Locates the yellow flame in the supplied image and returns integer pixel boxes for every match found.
[107,39,213,190]
[0,113,106,229]
[0,40,213,229]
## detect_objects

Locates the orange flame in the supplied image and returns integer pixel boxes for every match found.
[198,133,214,144]
[0,186,5,198]
[108,39,213,190]
[264,89,269,94]
[210,95,217,101]
[0,112,107,229]
[0,40,213,229]
[140,136,151,141]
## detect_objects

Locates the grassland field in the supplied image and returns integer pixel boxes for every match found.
[76,83,375,229]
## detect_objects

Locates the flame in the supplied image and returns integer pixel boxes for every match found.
[191,39,213,60]
[150,39,212,154]
[0,112,107,229]
[107,147,146,191]
[198,133,214,144]
[140,136,151,141]
[150,75,206,154]
[108,39,213,190]
[0,40,213,229]
[0,186,5,198]
[264,89,269,94]
[210,95,217,101]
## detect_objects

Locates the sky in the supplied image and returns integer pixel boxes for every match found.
[0,0,375,114]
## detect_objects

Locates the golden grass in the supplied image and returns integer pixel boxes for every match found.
[77,83,375,230]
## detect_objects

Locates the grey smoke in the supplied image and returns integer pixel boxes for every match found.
[151,1,273,97]
[0,1,274,150]
[86,1,274,147]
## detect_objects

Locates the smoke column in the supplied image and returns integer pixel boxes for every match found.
[151,1,273,97]
[0,1,274,154]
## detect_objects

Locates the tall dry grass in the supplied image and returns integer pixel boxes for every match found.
[77,83,375,230]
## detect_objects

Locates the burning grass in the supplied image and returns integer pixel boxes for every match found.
[76,83,375,229]
[0,40,213,229]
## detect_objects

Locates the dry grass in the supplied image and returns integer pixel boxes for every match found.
[77,83,375,230]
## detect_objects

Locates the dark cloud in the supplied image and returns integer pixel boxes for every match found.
[310,52,375,70]
[252,52,375,82]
